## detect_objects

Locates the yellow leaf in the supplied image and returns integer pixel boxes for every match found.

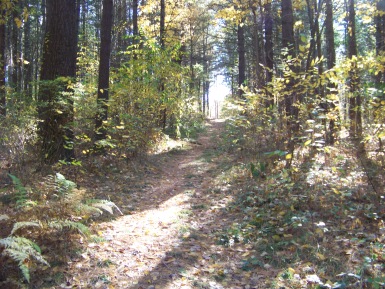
[14,17,22,28]
[316,253,326,260]
[288,267,296,274]
[304,139,312,146]
[286,153,292,160]
[301,244,312,249]
[332,188,340,194]
[272,235,280,241]
[23,8,29,22]
[315,228,324,236]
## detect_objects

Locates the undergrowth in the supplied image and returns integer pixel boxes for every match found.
[214,100,385,288]
[0,173,121,285]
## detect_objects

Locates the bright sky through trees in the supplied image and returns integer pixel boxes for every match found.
[209,75,230,102]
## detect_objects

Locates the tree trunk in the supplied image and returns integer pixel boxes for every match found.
[282,0,298,165]
[281,0,298,125]
[305,0,316,72]
[160,0,165,48]
[347,0,361,139]
[23,1,33,99]
[325,0,337,144]
[375,0,385,85]
[133,0,139,39]
[251,6,262,90]
[264,1,274,106]
[0,13,5,116]
[38,0,78,163]
[95,0,114,142]
[132,0,140,56]
[159,0,166,130]
[10,7,19,90]
[237,22,246,98]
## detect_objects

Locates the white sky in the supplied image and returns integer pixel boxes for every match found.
[209,75,230,102]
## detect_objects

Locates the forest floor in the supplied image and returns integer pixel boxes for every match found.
[3,116,385,289]
[51,118,267,289]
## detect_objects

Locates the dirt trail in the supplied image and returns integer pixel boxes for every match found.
[64,119,247,289]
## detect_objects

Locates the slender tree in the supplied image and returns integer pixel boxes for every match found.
[281,0,299,166]
[347,0,361,139]
[0,8,5,116]
[95,0,114,142]
[264,0,274,106]
[281,0,298,130]
[237,21,246,98]
[375,0,385,85]
[23,0,33,98]
[251,4,262,89]
[159,0,166,129]
[38,0,78,163]
[133,0,139,39]
[325,0,337,144]
[10,3,19,90]
[160,0,165,48]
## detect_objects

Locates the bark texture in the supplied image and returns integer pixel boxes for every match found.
[38,0,78,163]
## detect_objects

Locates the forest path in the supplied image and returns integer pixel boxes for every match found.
[65,119,259,289]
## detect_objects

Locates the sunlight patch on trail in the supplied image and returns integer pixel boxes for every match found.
[77,192,192,287]
[179,159,206,169]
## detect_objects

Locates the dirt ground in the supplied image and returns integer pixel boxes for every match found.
[46,119,264,289]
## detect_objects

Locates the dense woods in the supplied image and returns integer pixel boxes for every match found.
[2,0,385,287]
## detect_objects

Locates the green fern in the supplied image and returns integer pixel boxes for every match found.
[86,199,123,215]
[48,220,90,236]
[0,236,49,283]
[8,174,28,208]
[11,221,41,235]
[0,214,10,221]
[75,203,104,217]
[54,173,76,197]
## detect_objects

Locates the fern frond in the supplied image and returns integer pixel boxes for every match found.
[48,220,90,236]
[4,248,31,282]
[3,248,29,263]
[87,199,123,215]
[0,236,42,254]
[11,221,41,235]
[90,201,113,214]
[0,214,10,221]
[76,203,104,217]
[8,174,28,208]
[19,263,30,283]
[0,236,49,283]
[54,173,76,196]
[0,236,31,249]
